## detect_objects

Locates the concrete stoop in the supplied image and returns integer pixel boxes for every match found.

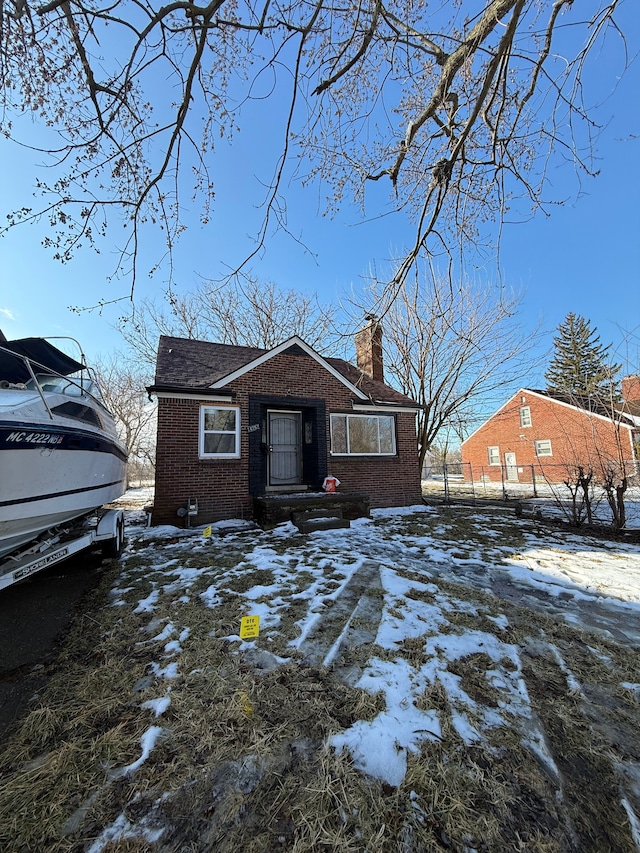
[254,492,369,529]
[292,508,351,534]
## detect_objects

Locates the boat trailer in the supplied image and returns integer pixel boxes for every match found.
[0,509,124,592]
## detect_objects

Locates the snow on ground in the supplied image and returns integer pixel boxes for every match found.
[505,537,640,605]
[532,488,640,529]
[99,497,640,846]
[425,479,640,529]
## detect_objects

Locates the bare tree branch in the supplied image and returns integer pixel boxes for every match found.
[351,266,543,469]
[118,274,344,366]
[0,0,629,301]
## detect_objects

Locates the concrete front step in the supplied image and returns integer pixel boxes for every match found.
[254,492,369,529]
[292,507,344,526]
[296,516,351,534]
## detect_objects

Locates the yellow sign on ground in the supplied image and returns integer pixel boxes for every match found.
[240,614,261,639]
[237,690,253,716]
[202,525,213,537]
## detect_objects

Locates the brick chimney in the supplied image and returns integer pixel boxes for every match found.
[622,375,640,404]
[355,316,384,383]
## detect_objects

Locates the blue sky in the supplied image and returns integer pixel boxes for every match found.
[0,4,638,378]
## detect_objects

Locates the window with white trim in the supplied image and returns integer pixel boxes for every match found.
[534,439,553,457]
[199,406,240,458]
[330,413,396,455]
[519,406,532,428]
[488,446,500,465]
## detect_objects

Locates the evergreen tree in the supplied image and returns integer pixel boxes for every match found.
[545,313,621,400]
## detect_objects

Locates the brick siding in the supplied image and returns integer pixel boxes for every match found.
[153,348,422,524]
[622,375,640,404]
[461,390,637,484]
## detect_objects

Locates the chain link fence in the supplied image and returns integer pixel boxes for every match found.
[421,460,639,504]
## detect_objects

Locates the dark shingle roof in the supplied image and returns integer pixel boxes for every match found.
[325,356,417,406]
[151,336,264,390]
[149,335,418,407]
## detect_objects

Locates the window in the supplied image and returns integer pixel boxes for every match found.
[488,446,500,465]
[519,406,532,428]
[534,439,553,457]
[199,406,240,458]
[52,402,103,428]
[330,413,396,455]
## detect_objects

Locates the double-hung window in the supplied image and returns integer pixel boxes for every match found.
[330,413,396,455]
[519,406,532,428]
[534,439,552,457]
[488,446,500,466]
[199,406,241,458]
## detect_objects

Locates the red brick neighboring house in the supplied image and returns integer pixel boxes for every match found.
[148,325,422,525]
[461,381,640,485]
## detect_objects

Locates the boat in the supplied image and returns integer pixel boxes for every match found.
[0,333,127,559]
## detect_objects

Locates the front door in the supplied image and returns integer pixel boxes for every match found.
[504,452,518,482]
[268,411,303,486]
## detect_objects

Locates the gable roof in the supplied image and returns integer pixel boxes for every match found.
[208,336,368,399]
[148,335,419,408]
[462,387,637,446]
[530,388,637,429]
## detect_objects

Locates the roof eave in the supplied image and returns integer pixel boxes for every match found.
[352,400,420,412]
[147,385,235,400]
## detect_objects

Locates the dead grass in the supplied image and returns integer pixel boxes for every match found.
[446,652,503,708]
[1,506,640,852]
[379,506,528,554]
[225,567,275,593]
[0,590,388,853]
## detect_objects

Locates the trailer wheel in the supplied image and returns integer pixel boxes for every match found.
[103,516,125,559]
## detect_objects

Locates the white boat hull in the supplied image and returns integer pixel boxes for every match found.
[0,361,128,560]
[0,443,126,556]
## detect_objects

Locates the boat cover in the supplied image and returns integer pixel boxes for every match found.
[0,338,85,384]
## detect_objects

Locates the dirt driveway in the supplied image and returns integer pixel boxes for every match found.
[0,550,106,741]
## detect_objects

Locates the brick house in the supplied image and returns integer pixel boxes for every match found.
[148,322,422,525]
[461,380,640,485]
